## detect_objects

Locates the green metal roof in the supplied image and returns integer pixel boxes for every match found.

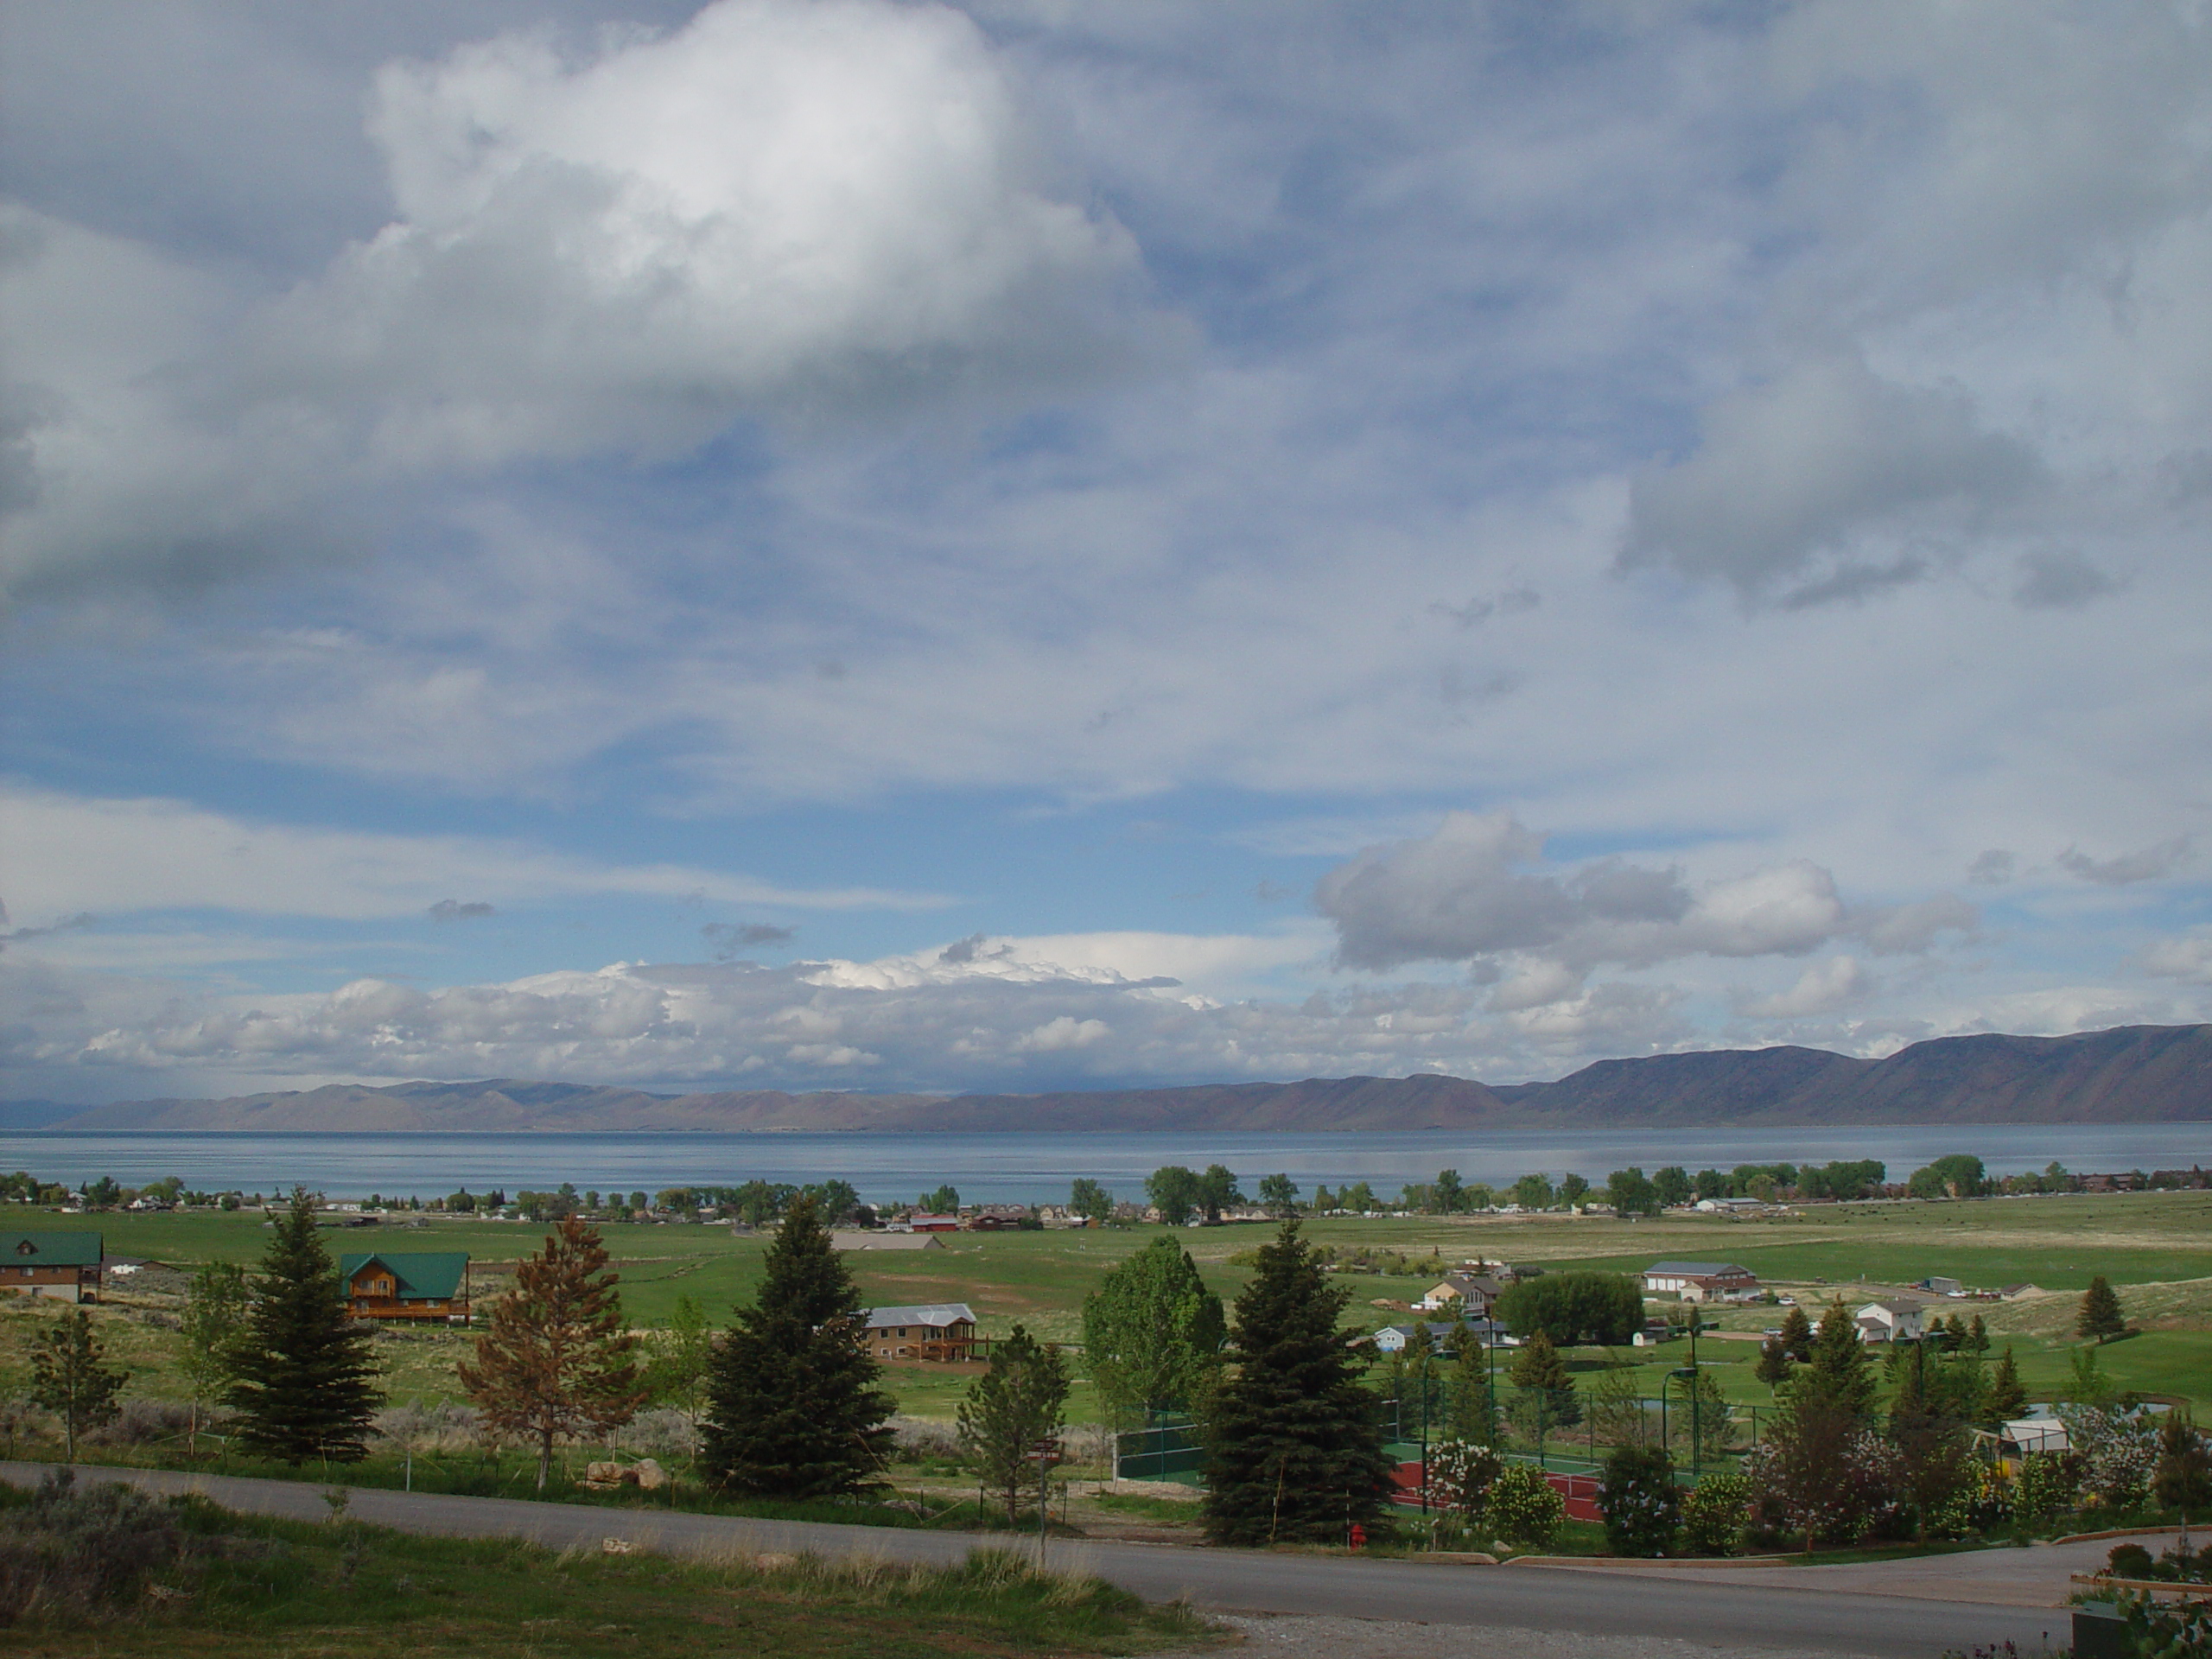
[338,1251,468,1300]
[3,1231,102,1267]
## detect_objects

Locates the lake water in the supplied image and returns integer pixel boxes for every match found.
[4,1123,2209,1205]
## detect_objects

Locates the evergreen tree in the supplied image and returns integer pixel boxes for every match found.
[957,1324,1071,1524]
[178,1260,251,1459]
[1507,1329,1581,1452]
[29,1307,127,1461]
[1445,1319,1499,1444]
[459,1215,645,1489]
[699,1192,893,1497]
[1979,1345,2030,1428]
[2076,1275,2127,1343]
[1199,1220,1392,1545]
[1789,1298,1877,1421]
[1082,1235,1225,1424]
[1754,1335,1794,1390]
[226,1189,383,1464]
[1967,1313,1990,1357]
[1777,1304,1815,1363]
[2152,1409,2212,1515]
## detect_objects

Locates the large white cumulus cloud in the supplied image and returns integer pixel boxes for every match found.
[0,0,1143,601]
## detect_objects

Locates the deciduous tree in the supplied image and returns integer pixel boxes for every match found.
[461,1216,645,1489]
[226,1189,382,1464]
[1495,1272,1642,1345]
[1200,1221,1391,1545]
[1069,1178,1114,1224]
[1144,1166,1205,1226]
[1255,1173,1300,1217]
[699,1193,893,1497]
[957,1324,1070,1524]
[178,1260,250,1459]
[29,1308,127,1461]
[1082,1235,1224,1423]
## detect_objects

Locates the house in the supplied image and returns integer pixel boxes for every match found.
[338,1252,471,1323]
[1371,1319,1509,1356]
[899,1213,963,1233]
[1999,1283,2040,1300]
[1693,1197,1764,1212]
[1415,1273,1503,1314]
[831,1230,943,1252]
[0,1232,103,1303]
[860,1303,979,1363]
[1853,1299,1927,1343]
[1641,1261,1759,1301]
[965,1205,1032,1231]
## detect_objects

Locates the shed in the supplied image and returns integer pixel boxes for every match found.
[1641,1261,1759,1301]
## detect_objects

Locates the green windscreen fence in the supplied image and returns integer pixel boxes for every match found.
[1114,1416,1204,1482]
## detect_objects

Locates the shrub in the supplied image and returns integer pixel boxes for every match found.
[86,1397,194,1448]
[1484,1463,1565,1553]
[1744,1426,1905,1549]
[1680,1471,1750,1556]
[2015,1450,2082,1523]
[2109,1543,2156,1579]
[1598,1443,1680,1556]
[1426,1438,1503,1517]
[0,1470,183,1627]
[1928,1459,2012,1540]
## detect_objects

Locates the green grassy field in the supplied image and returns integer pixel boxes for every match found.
[7,1190,2208,1426]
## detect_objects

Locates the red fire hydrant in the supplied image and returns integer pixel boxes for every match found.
[1348,1522,1367,1551]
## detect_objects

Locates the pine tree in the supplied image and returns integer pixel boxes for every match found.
[226,1189,383,1464]
[29,1307,127,1461]
[1789,1298,1877,1421]
[2152,1409,2212,1515]
[1199,1219,1392,1546]
[1979,1345,2029,1428]
[1445,1319,1498,1444]
[1777,1303,1815,1363]
[459,1215,645,1489]
[178,1260,250,1459]
[699,1192,893,1497]
[1508,1329,1581,1449]
[2076,1275,2127,1343]
[956,1324,1071,1524]
[1754,1335,1794,1390]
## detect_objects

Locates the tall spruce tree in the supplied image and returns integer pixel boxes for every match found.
[1200,1220,1391,1546]
[1979,1344,2030,1427]
[2076,1275,2127,1343]
[226,1189,383,1463]
[699,1192,893,1497]
[458,1215,645,1489]
[1776,1304,1815,1363]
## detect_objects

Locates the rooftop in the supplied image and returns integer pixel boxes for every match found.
[338,1251,469,1300]
[3,1231,102,1267]
[861,1303,977,1329]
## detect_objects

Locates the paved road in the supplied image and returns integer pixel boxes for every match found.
[0,1463,2066,1657]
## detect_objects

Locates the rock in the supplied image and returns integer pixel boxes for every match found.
[601,1536,635,1554]
[632,1458,667,1491]
[582,1461,627,1489]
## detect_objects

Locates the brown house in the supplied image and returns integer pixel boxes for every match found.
[1,1232,102,1303]
[860,1302,978,1362]
[338,1251,471,1323]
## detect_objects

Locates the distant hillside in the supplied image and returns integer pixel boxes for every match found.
[32,1023,2212,1132]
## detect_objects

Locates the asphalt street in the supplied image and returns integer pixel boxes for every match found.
[1,1462,2069,1657]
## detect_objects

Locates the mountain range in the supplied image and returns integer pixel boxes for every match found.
[16,1022,2211,1133]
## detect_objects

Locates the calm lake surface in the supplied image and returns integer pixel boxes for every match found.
[5,1123,2209,1205]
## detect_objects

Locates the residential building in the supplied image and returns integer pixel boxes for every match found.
[1641,1261,1759,1300]
[1371,1319,1509,1356]
[898,1213,963,1233]
[861,1302,979,1362]
[1853,1299,1927,1343]
[338,1252,471,1323]
[830,1230,943,1252]
[0,1232,102,1303]
[1415,1273,1503,1314]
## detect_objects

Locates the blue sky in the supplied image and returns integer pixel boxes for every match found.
[3,0,2209,1104]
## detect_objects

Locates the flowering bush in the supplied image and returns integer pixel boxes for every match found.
[1680,1471,1750,1556]
[1598,1443,1680,1556]
[2015,1450,2083,1522]
[1929,1459,2012,1539]
[1744,1424,1905,1549]
[2068,1408,2159,1510]
[1485,1463,1566,1552]
[1426,1438,1503,1518]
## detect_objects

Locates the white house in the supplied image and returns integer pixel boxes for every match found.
[1642,1261,1759,1301]
[1854,1299,1927,1342]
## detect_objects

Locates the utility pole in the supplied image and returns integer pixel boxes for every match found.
[1032,1437,1061,1565]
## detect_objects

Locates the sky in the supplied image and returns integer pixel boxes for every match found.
[2,0,2209,1106]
